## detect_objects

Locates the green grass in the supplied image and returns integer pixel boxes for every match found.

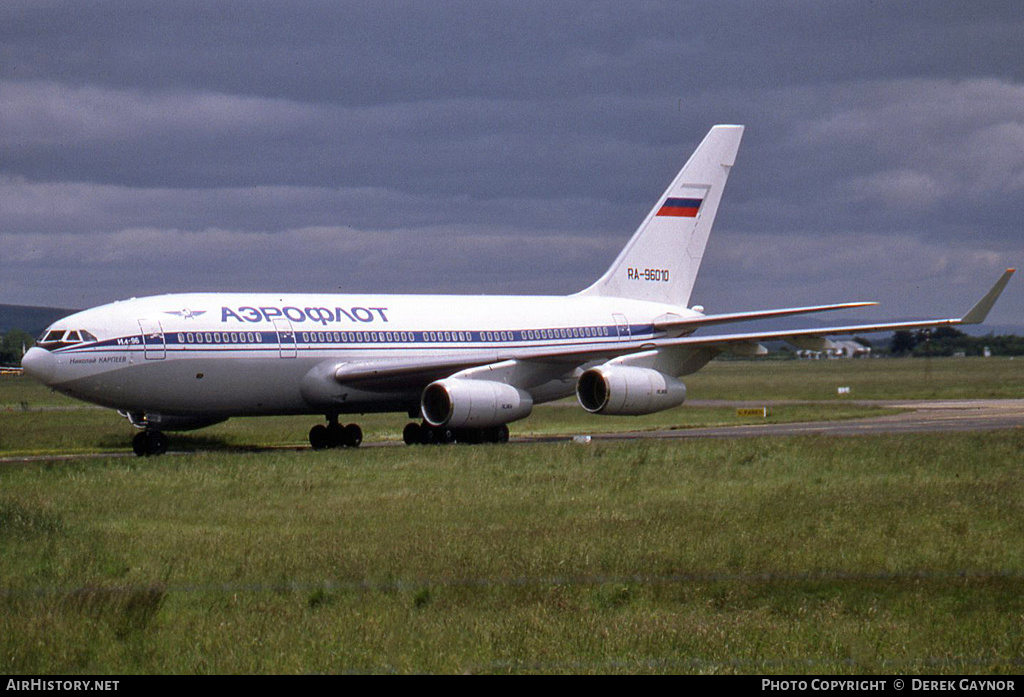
[1,433,1022,673]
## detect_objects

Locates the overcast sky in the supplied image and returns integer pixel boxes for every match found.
[2,1,1022,327]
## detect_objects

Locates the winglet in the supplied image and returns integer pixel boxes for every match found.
[960,268,1015,324]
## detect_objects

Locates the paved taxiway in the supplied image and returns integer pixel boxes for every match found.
[562,399,1024,444]
[3,399,1023,464]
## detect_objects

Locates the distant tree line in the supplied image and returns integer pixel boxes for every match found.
[0,329,35,366]
[890,327,1024,357]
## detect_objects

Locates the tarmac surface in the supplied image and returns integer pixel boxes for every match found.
[547,399,1024,443]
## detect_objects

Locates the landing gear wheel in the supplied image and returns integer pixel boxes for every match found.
[343,423,362,448]
[403,422,422,445]
[310,421,362,449]
[132,430,168,456]
[132,432,147,456]
[421,424,455,445]
[309,424,331,450]
[409,423,509,446]
[480,424,509,443]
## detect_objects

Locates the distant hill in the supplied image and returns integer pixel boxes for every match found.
[0,304,81,336]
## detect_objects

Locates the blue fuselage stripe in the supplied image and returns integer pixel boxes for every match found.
[54,324,659,353]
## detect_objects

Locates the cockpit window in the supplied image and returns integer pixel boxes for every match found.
[37,328,99,350]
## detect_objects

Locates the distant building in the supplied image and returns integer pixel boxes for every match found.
[830,340,871,358]
[797,341,870,360]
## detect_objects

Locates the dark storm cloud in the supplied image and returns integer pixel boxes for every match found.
[5,2,1022,101]
[1,1,1022,324]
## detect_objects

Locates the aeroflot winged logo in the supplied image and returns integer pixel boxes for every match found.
[164,309,207,320]
[656,197,703,217]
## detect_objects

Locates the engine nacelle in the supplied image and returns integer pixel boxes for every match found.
[421,378,533,428]
[576,365,687,416]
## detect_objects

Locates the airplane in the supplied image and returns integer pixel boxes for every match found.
[21,125,1015,456]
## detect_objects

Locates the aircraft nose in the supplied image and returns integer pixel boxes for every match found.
[21,347,57,384]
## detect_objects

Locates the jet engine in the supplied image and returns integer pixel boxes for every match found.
[576,365,687,416]
[421,378,533,428]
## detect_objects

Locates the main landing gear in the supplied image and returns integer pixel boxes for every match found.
[402,422,509,446]
[132,430,168,457]
[309,418,363,450]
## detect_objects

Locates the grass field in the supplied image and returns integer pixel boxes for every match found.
[1,358,1022,674]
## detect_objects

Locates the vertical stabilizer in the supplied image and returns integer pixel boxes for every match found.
[577,125,743,307]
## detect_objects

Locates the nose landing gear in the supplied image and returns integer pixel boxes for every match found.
[132,430,168,457]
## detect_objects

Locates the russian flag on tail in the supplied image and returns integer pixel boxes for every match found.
[657,197,703,217]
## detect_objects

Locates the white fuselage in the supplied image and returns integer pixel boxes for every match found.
[25,292,694,419]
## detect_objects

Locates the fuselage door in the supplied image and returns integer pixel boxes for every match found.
[274,319,297,358]
[613,313,630,341]
[138,319,166,360]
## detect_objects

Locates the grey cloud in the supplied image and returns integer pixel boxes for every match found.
[0,177,630,238]
[5,2,1022,102]
[694,230,1019,325]
[0,224,615,307]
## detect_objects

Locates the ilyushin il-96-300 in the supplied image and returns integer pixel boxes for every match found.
[22,126,1014,455]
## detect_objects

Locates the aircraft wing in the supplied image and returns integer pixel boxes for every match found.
[654,301,877,333]
[648,268,1012,348]
[654,268,1015,351]
[332,345,626,389]
[334,355,505,386]
[332,269,1014,387]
